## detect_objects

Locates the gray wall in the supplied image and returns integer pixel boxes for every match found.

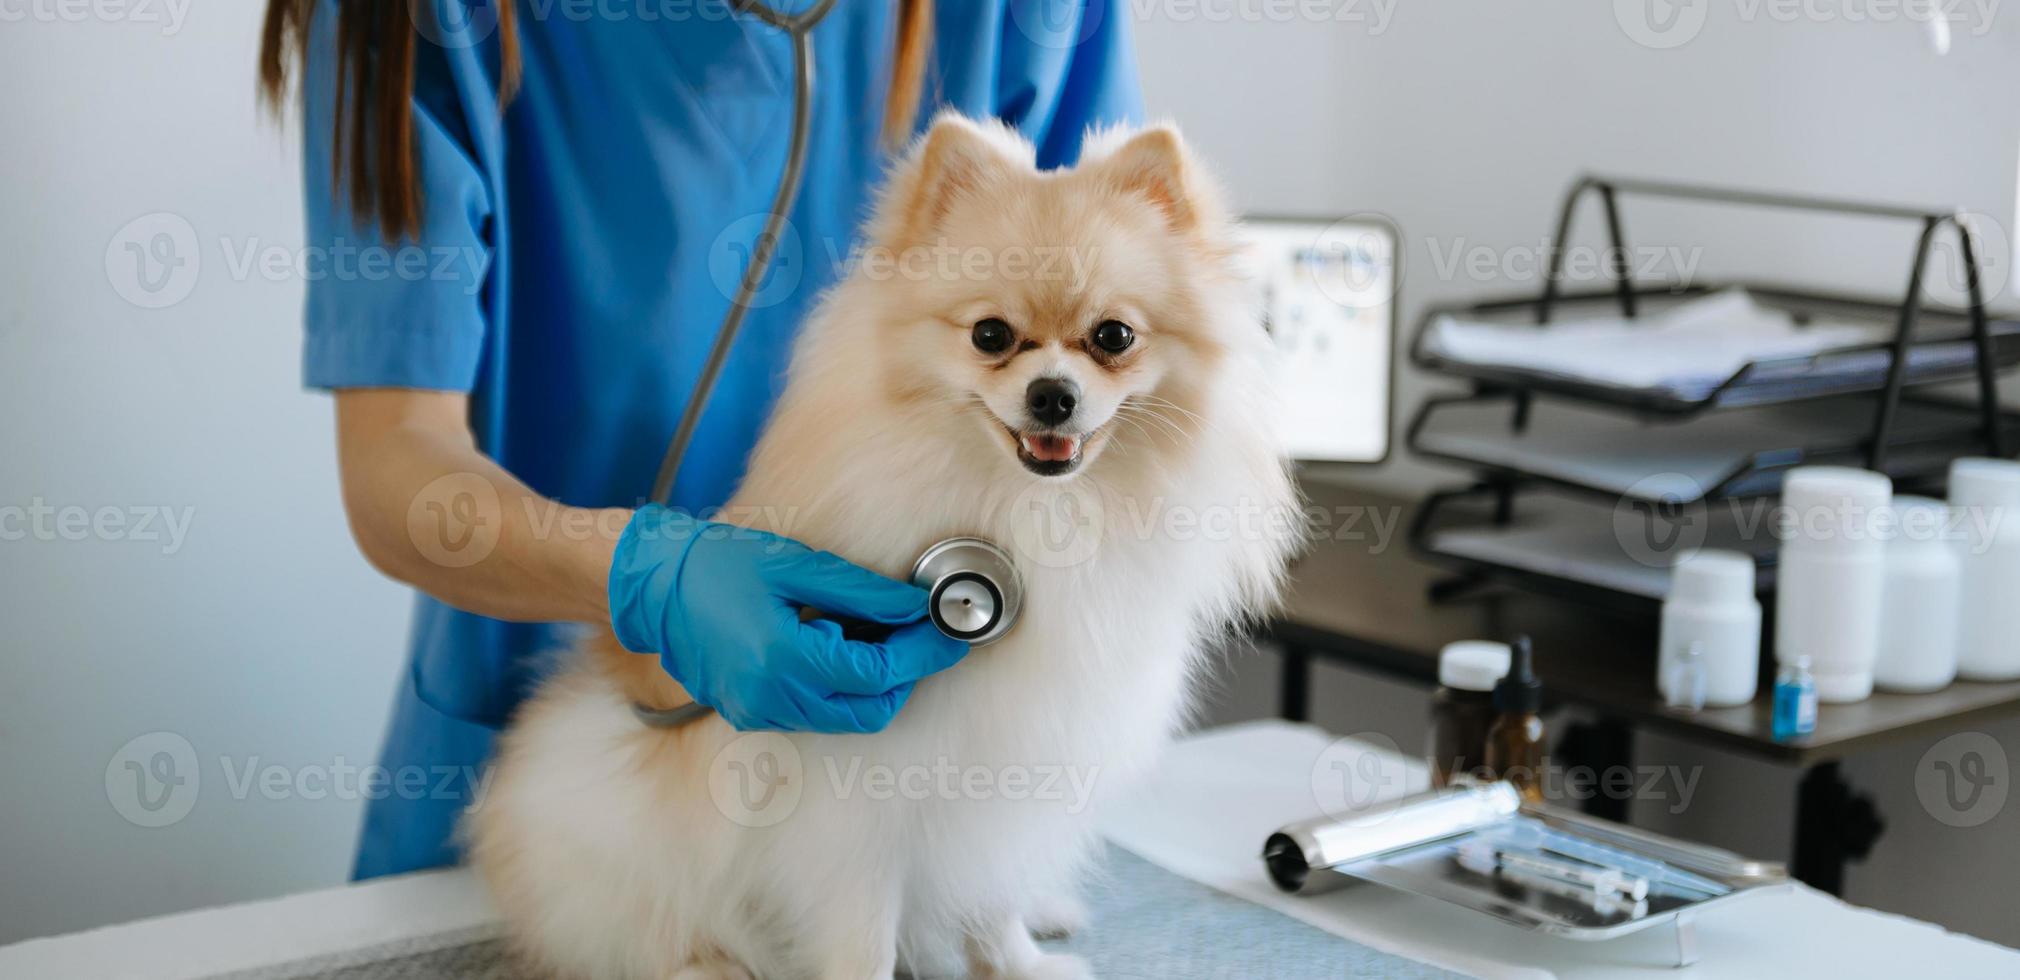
[1,6,413,946]
[3,0,2017,951]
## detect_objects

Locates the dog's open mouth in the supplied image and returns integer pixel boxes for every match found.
[1017,431,1083,475]
[1018,432,1082,470]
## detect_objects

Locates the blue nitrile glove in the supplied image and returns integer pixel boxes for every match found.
[608,504,969,733]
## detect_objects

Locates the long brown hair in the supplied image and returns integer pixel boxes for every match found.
[260,1,932,241]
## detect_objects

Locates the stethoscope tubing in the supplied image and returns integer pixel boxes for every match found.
[648,0,837,505]
[636,0,834,729]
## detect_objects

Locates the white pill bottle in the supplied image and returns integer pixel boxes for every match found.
[1874,496,1961,693]
[1950,458,2020,682]
[1660,550,1762,707]
[1775,467,1891,703]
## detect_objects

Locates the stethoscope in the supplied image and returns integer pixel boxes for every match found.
[631,0,1022,729]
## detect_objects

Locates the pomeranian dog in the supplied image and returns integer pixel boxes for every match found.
[467,113,1302,980]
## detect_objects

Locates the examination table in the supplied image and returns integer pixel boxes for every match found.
[4,722,2014,979]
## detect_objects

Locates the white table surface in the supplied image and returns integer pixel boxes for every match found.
[4,720,2015,980]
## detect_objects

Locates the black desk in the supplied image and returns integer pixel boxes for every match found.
[1269,477,2020,895]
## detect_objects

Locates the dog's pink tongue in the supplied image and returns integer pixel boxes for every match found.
[1022,433,1080,462]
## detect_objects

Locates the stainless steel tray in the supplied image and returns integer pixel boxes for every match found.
[1264,781,1791,966]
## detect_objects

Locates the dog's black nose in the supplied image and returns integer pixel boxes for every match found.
[1025,378,1079,428]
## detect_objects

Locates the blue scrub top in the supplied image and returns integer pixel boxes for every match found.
[302,1,1144,730]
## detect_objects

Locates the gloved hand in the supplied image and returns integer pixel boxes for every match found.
[608,504,968,733]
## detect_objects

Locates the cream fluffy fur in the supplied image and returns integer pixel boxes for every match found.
[467,114,1304,980]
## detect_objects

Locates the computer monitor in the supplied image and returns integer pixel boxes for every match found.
[1237,215,1397,464]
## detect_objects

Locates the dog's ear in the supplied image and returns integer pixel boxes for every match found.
[1090,125,1207,234]
[880,112,1028,243]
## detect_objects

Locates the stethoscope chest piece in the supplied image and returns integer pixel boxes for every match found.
[911,537,1022,646]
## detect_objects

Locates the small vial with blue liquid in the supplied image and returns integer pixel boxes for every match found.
[1772,655,1818,741]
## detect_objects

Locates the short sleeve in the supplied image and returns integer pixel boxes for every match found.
[299,2,500,392]
[933,0,1146,168]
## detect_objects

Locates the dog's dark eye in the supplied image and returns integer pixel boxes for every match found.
[1093,319,1135,354]
[971,317,1014,354]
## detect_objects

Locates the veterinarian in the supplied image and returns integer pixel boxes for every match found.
[263,0,1142,880]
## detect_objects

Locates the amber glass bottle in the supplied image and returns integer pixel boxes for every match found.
[1484,636,1547,801]
[1429,641,1510,786]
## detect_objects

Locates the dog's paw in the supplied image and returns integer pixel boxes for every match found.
[1024,894,1090,940]
[1008,952,1094,980]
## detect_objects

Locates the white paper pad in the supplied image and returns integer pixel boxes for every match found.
[1422,290,1886,396]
